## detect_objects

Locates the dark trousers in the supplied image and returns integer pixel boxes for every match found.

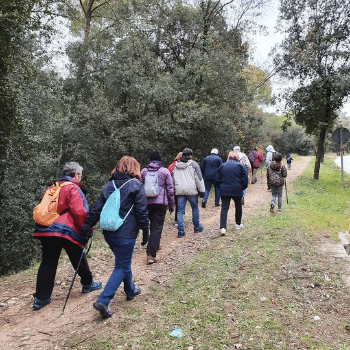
[220,195,242,228]
[146,204,167,258]
[35,237,92,300]
[175,196,179,222]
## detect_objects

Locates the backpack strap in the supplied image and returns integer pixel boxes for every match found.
[59,181,74,188]
[113,178,136,221]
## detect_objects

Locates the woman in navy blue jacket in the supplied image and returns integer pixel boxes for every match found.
[218,152,248,235]
[81,156,149,319]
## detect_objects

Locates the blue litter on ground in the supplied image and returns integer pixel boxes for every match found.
[169,328,183,338]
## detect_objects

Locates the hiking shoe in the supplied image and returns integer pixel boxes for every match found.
[220,228,226,236]
[82,281,102,293]
[32,297,51,310]
[127,287,141,301]
[215,204,220,207]
[241,197,245,205]
[93,301,112,319]
[270,203,274,213]
[178,233,185,238]
[194,224,204,233]
[202,201,206,208]
[147,255,157,264]
[278,209,282,214]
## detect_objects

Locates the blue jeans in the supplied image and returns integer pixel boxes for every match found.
[271,185,283,209]
[97,234,136,305]
[203,179,220,205]
[176,195,201,235]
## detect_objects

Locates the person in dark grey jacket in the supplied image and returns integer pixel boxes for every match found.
[201,148,223,208]
[218,152,248,235]
[81,156,149,319]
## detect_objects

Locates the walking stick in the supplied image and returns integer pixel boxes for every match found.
[285,179,289,204]
[260,165,263,184]
[61,238,93,315]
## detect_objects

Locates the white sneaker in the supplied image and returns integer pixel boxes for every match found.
[235,224,241,230]
[220,228,226,236]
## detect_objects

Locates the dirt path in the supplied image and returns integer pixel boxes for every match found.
[0,157,312,350]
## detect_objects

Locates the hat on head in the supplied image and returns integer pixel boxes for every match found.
[233,146,240,152]
[211,148,218,154]
[182,148,193,157]
[149,150,162,162]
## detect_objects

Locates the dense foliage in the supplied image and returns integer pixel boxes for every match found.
[0,0,310,276]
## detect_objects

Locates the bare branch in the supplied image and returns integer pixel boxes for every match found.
[79,0,87,17]
[91,0,111,14]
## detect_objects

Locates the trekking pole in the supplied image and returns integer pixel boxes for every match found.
[260,165,263,184]
[61,238,93,315]
[285,179,289,204]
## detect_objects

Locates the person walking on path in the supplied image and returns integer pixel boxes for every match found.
[266,152,287,214]
[172,148,205,238]
[141,150,175,265]
[218,152,248,236]
[32,162,102,310]
[168,152,182,226]
[201,148,223,208]
[233,146,251,205]
[286,153,293,170]
[265,145,276,190]
[81,156,149,319]
[248,148,263,184]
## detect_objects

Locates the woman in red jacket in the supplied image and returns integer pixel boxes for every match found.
[33,162,101,310]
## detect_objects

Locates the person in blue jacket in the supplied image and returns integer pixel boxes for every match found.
[81,156,149,319]
[201,148,223,208]
[218,152,248,236]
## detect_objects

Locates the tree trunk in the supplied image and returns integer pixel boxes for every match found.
[84,0,95,40]
[314,126,326,180]
[314,87,332,179]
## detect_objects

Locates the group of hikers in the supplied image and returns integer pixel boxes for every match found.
[31,145,291,318]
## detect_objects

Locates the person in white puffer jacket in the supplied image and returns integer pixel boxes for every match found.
[172,148,205,238]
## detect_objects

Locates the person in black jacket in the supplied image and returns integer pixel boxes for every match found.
[218,152,248,236]
[201,148,223,208]
[81,156,149,319]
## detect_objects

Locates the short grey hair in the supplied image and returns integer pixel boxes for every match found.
[62,162,83,177]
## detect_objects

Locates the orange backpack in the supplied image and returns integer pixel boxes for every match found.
[33,182,72,226]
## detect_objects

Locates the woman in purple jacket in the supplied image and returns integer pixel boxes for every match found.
[141,150,175,264]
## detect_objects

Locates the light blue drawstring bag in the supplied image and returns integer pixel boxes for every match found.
[100,179,135,231]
